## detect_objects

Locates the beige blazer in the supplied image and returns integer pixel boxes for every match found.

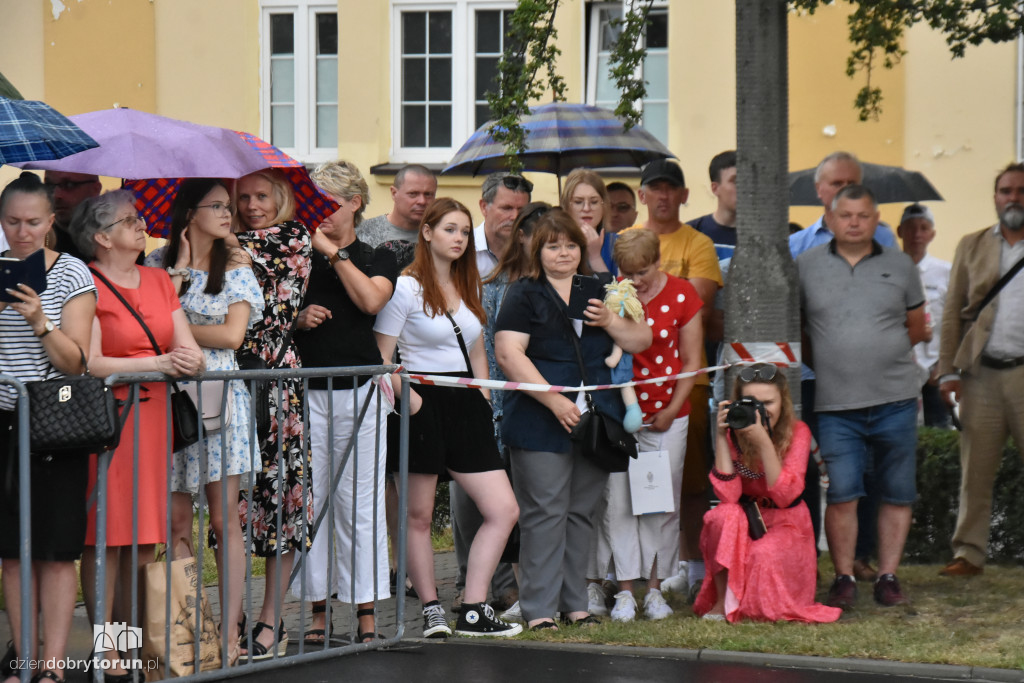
[938,225,1007,376]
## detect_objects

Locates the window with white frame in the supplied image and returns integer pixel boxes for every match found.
[392,1,515,163]
[586,1,668,145]
[261,1,338,162]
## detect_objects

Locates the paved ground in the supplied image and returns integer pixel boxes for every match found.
[3,552,1022,683]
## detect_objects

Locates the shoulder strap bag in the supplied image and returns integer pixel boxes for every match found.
[90,267,199,450]
[972,254,1024,320]
[541,280,636,473]
[444,310,473,376]
[27,345,122,455]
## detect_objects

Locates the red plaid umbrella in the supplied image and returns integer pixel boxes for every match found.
[126,131,337,238]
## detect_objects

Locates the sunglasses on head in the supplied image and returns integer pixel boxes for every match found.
[502,175,534,194]
[738,364,778,383]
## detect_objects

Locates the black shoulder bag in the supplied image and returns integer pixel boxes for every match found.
[543,282,637,473]
[27,345,122,455]
[90,268,199,451]
[236,328,294,439]
[972,254,1024,320]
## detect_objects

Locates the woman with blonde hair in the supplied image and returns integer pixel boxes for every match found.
[294,160,397,644]
[694,364,841,623]
[559,169,615,274]
[231,168,313,659]
[374,198,521,639]
[593,228,703,622]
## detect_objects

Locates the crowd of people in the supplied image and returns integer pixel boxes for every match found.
[1,146,1019,682]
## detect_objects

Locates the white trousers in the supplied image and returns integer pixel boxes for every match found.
[292,383,390,603]
[591,416,688,581]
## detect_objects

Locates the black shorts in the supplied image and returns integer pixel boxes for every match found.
[387,380,504,480]
[0,410,89,562]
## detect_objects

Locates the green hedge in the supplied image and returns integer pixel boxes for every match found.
[906,427,1024,564]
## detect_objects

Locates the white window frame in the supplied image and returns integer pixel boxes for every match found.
[584,0,668,143]
[259,0,339,163]
[390,0,515,164]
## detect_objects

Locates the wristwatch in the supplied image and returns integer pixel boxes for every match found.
[37,319,55,339]
[328,248,350,266]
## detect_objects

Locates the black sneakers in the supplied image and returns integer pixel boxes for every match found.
[454,602,523,637]
[422,602,452,638]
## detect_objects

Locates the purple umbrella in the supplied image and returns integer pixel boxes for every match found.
[18,108,284,179]
[17,108,339,235]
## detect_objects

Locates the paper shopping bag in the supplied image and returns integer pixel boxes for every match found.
[140,556,222,679]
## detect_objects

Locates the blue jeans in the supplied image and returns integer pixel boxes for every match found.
[818,399,918,506]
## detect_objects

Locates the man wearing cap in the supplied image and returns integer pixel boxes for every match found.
[938,162,1024,577]
[898,204,950,428]
[43,170,102,262]
[473,172,532,278]
[629,158,722,599]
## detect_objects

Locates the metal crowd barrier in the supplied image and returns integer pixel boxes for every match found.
[2,365,409,682]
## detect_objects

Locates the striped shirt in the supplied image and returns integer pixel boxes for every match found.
[0,253,97,410]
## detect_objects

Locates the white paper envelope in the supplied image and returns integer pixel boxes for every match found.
[628,450,675,516]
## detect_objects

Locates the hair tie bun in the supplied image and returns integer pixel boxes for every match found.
[19,171,40,183]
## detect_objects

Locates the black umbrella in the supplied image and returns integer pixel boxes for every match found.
[789,162,943,206]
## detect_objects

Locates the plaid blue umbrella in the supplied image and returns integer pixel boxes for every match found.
[443,102,675,176]
[0,96,98,165]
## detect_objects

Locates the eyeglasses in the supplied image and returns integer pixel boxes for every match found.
[44,179,97,192]
[738,364,778,383]
[100,214,146,232]
[196,202,235,216]
[501,176,534,194]
[610,202,635,213]
[571,197,603,210]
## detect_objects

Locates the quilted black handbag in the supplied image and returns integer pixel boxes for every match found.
[27,347,120,454]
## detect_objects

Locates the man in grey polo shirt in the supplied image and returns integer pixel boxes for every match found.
[798,185,928,609]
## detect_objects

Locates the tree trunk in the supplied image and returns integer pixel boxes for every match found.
[727,0,803,412]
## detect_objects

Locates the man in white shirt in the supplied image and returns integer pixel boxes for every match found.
[474,172,532,278]
[898,203,951,428]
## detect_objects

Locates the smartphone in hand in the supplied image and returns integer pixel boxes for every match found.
[0,249,47,303]
[567,273,605,320]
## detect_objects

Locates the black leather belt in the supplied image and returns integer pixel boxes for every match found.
[980,354,1024,370]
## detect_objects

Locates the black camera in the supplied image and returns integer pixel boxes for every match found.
[726,397,768,430]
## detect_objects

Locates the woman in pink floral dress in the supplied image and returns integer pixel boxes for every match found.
[232,169,313,659]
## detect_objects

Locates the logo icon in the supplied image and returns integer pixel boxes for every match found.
[58,385,71,402]
[465,610,479,624]
[93,622,142,653]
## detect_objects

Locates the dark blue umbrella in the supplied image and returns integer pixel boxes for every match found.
[442,102,675,177]
[0,96,99,165]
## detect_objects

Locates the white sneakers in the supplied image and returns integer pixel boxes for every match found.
[587,582,610,617]
[500,600,523,622]
[659,561,689,595]
[643,589,673,620]
[610,591,637,622]
[609,589,673,622]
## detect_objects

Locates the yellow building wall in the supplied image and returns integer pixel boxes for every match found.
[42,0,157,116]
[789,3,907,233]
[0,0,46,189]
[153,0,261,132]
[902,24,1017,261]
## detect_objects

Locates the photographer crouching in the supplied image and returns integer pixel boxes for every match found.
[692,363,841,623]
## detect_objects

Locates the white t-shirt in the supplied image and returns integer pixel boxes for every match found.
[916,253,951,372]
[374,275,484,373]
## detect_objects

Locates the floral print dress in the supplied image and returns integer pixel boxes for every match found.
[235,220,314,556]
[145,248,265,493]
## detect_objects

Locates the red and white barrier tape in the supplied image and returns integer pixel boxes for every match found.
[396,342,801,393]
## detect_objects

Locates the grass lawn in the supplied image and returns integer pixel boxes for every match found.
[520,555,1024,672]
